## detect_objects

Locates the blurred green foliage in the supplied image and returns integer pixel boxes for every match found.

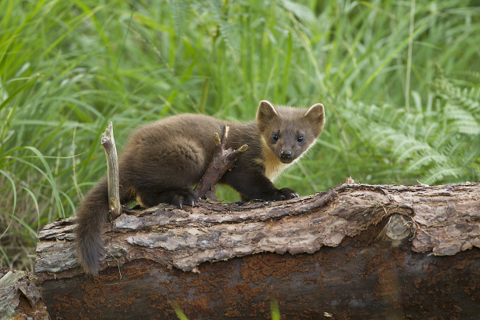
[0,0,479,270]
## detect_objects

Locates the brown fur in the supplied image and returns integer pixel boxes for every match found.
[75,100,325,275]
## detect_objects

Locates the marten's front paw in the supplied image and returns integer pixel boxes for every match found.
[279,188,299,200]
[267,188,299,201]
[159,189,199,208]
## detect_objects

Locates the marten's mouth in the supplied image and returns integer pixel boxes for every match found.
[279,158,294,164]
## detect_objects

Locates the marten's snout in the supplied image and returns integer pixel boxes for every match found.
[280,150,293,162]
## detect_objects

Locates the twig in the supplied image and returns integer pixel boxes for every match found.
[193,125,247,200]
[101,122,121,221]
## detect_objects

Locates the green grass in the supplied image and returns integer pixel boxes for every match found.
[0,0,479,270]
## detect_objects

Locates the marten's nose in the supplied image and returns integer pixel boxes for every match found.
[280,150,292,160]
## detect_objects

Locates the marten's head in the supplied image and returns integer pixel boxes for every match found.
[256,100,325,164]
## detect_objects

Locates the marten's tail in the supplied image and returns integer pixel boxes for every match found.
[75,177,110,276]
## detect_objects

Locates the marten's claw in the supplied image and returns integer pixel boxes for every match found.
[157,188,199,208]
[279,188,299,200]
[265,188,299,201]
[170,194,184,208]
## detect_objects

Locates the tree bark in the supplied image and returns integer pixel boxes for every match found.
[36,182,480,319]
[0,267,50,319]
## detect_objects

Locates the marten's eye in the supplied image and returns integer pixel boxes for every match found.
[297,136,304,142]
[272,133,279,142]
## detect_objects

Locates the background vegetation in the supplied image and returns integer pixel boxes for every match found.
[1,0,479,271]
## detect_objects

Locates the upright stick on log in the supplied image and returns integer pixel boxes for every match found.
[101,122,121,221]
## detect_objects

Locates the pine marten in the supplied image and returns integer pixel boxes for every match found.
[75,100,326,275]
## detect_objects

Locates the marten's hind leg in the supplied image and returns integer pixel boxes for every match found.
[123,137,209,208]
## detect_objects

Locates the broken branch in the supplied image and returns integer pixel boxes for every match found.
[193,125,248,200]
[101,122,121,221]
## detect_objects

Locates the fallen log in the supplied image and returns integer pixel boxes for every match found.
[35,182,480,319]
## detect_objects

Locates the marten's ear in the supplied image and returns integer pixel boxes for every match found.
[303,103,325,134]
[257,100,279,131]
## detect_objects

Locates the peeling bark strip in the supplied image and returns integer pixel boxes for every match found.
[101,122,121,221]
[36,182,480,282]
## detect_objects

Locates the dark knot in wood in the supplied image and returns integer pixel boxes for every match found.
[385,214,412,241]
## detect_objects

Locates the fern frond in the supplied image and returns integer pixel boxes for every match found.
[421,122,440,142]
[395,142,434,163]
[388,107,406,127]
[424,165,466,185]
[444,139,469,159]
[432,72,480,117]
[445,105,480,135]
[367,127,399,147]
[208,0,239,54]
[405,154,449,173]
[340,64,479,186]
[455,87,480,113]
[460,140,480,167]
[455,70,480,85]
[169,0,190,39]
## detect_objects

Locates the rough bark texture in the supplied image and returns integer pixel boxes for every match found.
[36,182,480,319]
[0,267,50,319]
[101,122,121,221]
